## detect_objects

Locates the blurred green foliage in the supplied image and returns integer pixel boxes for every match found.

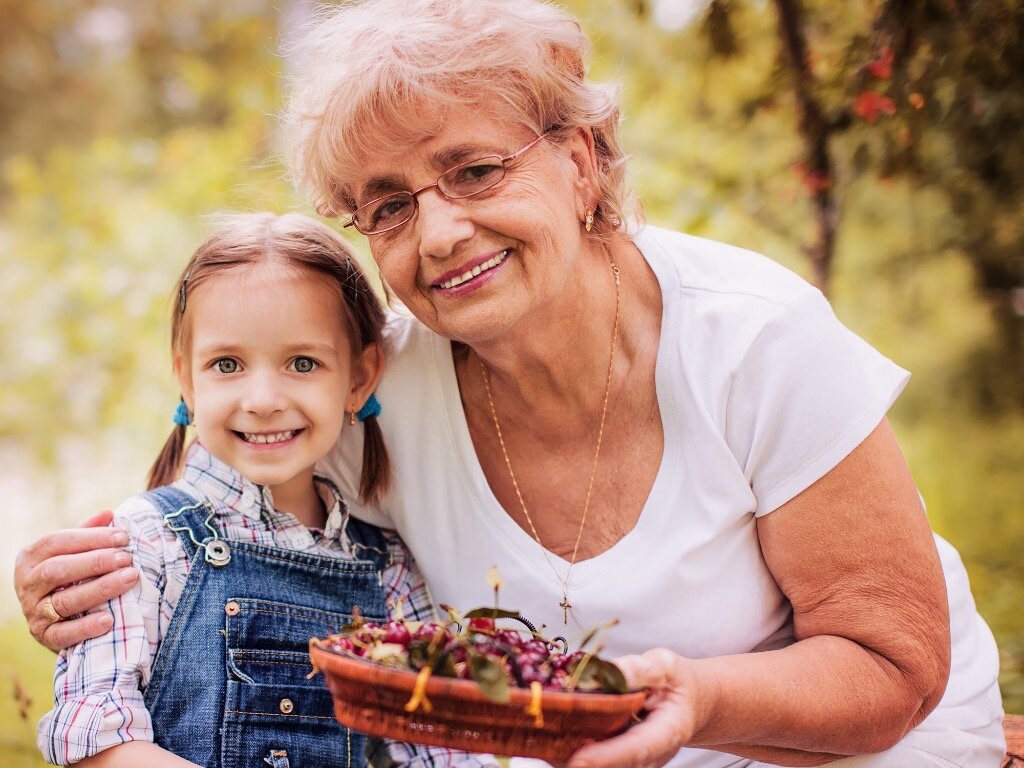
[1,1,1022,763]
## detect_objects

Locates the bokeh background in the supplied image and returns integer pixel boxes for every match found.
[2,0,1022,765]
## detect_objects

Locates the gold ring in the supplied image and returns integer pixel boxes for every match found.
[42,595,64,623]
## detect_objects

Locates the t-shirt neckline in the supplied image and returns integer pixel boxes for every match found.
[430,225,683,584]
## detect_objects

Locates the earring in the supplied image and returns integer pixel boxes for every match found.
[349,410,357,426]
[584,209,594,233]
[172,399,191,427]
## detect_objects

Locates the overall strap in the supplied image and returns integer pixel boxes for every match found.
[146,485,232,567]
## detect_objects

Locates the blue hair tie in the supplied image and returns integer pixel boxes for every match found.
[357,393,381,422]
[172,399,192,427]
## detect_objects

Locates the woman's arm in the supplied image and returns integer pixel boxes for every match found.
[76,741,201,768]
[14,510,139,651]
[568,419,950,768]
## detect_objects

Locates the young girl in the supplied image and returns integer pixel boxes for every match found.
[38,213,484,768]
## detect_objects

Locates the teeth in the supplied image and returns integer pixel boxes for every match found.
[440,249,509,290]
[242,430,297,444]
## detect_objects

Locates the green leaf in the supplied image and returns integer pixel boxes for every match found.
[463,607,523,620]
[468,652,511,703]
[568,657,628,694]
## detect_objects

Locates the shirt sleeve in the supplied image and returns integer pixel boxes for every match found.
[724,288,910,517]
[374,531,498,768]
[379,529,436,623]
[37,497,170,764]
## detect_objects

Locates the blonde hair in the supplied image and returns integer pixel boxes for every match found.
[148,212,391,504]
[283,0,637,236]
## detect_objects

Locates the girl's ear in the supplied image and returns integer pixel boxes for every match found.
[173,354,195,413]
[349,342,385,408]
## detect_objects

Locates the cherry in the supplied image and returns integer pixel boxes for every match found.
[381,621,411,646]
[413,622,450,644]
[521,638,549,655]
[495,629,523,648]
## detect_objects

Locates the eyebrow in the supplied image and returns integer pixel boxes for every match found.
[192,342,339,358]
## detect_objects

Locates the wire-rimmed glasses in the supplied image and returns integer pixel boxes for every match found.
[343,132,550,236]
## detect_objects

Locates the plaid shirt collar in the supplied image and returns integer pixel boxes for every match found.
[181,441,349,543]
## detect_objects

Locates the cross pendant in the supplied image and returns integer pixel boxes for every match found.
[559,594,571,625]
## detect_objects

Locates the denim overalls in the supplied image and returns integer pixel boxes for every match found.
[141,486,390,768]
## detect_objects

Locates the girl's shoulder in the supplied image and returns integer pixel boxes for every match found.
[110,483,202,559]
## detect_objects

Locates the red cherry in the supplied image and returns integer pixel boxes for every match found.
[467,617,496,631]
[495,629,523,647]
[413,622,449,643]
[521,639,550,656]
[381,621,411,646]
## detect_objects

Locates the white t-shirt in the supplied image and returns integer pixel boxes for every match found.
[320,225,1003,767]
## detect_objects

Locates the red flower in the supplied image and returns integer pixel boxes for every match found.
[866,46,894,80]
[854,91,897,123]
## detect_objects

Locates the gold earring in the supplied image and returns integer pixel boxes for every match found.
[349,410,357,426]
[584,209,594,233]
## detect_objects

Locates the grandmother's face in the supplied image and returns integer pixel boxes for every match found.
[347,106,595,346]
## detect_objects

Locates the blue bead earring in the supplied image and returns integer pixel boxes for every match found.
[356,393,382,422]
[172,399,191,427]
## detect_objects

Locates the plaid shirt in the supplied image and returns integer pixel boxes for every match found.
[39,443,492,768]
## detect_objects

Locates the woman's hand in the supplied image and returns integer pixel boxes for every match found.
[14,511,139,651]
[567,649,700,768]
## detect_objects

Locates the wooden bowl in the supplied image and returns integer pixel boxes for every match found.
[310,643,646,760]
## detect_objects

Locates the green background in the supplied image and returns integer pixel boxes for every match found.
[2,1,1022,765]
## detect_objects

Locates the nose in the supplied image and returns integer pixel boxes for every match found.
[415,188,475,260]
[240,370,288,417]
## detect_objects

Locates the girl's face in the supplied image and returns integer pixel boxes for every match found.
[176,265,380,508]
[348,106,597,347]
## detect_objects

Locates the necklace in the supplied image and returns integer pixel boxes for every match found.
[479,258,621,624]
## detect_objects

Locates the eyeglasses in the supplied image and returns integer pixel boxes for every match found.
[344,132,550,236]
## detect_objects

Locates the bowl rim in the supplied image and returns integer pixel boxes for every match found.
[310,641,647,714]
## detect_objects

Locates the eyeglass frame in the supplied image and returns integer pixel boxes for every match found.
[342,131,551,236]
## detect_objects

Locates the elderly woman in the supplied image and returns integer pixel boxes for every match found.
[15,1,1005,766]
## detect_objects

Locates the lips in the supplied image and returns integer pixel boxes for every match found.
[435,248,510,290]
[238,429,300,444]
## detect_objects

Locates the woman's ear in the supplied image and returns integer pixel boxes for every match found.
[350,342,385,408]
[565,126,600,216]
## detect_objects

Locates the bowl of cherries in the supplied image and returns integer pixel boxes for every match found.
[309,603,646,760]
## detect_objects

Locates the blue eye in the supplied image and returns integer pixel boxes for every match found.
[291,356,318,374]
[215,358,239,374]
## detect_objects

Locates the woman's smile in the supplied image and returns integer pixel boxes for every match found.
[432,247,511,292]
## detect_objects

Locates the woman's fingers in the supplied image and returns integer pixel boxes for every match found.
[41,611,115,653]
[46,559,138,617]
[20,524,127,566]
[21,556,138,652]
[567,650,698,768]
[14,522,137,651]
[16,530,130,605]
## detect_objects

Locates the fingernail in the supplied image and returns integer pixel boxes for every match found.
[112,530,129,546]
[118,567,138,583]
[97,613,113,630]
[113,552,132,567]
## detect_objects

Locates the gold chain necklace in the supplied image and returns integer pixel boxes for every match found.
[479,258,621,624]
